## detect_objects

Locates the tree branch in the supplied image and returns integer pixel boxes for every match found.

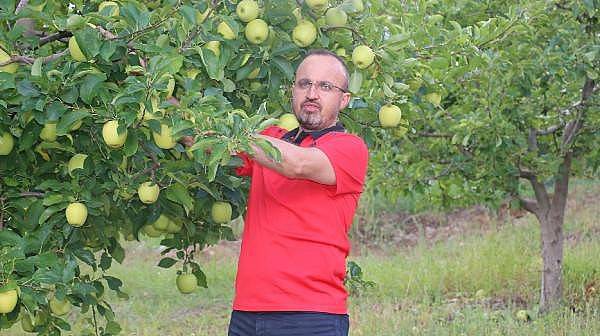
[536,124,563,136]
[15,0,29,14]
[518,196,539,214]
[417,131,453,138]
[561,77,596,151]
[320,26,368,45]
[19,192,45,197]
[552,151,572,215]
[0,48,69,66]
[527,128,538,152]
[518,168,551,212]
[38,31,73,46]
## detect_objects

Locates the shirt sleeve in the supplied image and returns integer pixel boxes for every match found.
[235,126,288,177]
[316,134,368,195]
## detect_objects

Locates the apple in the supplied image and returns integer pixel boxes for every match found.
[176,273,198,294]
[306,0,329,13]
[325,7,347,27]
[336,48,347,57]
[153,124,177,149]
[378,104,402,127]
[217,21,236,40]
[0,45,18,73]
[292,7,302,22]
[138,181,160,204]
[66,202,87,227]
[424,92,442,106]
[245,19,269,44]
[142,224,162,237]
[20,313,35,332]
[205,40,221,57]
[152,214,171,232]
[68,37,86,62]
[66,14,85,30]
[0,289,18,313]
[516,309,530,322]
[351,0,364,12]
[49,297,71,316]
[211,201,232,224]
[292,20,317,47]
[67,154,88,174]
[102,120,127,149]
[0,132,14,155]
[166,219,183,233]
[278,113,299,131]
[39,123,57,142]
[98,1,119,17]
[352,45,375,69]
[236,0,259,23]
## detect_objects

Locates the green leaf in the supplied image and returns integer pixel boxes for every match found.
[165,183,194,215]
[73,248,96,267]
[39,204,67,225]
[0,72,16,90]
[123,131,139,157]
[109,240,125,264]
[56,109,90,135]
[157,257,177,268]
[349,70,363,94]
[80,73,107,104]
[272,56,294,80]
[74,28,102,59]
[31,58,43,77]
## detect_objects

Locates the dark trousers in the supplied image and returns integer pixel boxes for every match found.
[228,310,350,336]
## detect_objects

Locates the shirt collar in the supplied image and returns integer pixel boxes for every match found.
[281,122,346,145]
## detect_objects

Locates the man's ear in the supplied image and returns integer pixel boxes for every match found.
[339,92,351,110]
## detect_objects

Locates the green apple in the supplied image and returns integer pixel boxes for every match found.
[0,132,14,155]
[102,120,127,149]
[67,154,88,174]
[292,7,302,22]
[138,181,160,204]
[325,7,347,26]
[166,219,183,233]
[211,201,232,224]
[68,37,86,62]
[352,45,375,69]
[49,297,71,316]
[0,45,18,73]
[66,14,85,30]
[152,124,177,149]
[336,48,347,57]
[306,0,329,13]
[278,113,299,131]
[236,0,260,23]
[66,202,87,227]
[205,40,221,57]
[378,104,402,128]
[152,214,171,232]
[292,20,317,47]
[424,92,442,106]
[176,273,198,294]
[20,313,35,332]
[40,123,57,142]
[351,0,364,12]
[142,224,162,237]
[98,1,119,16]
[0,289,18,313]
[245,19,269,44]
[217,21,236,40]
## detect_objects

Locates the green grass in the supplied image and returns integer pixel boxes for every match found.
[6,182,599,335]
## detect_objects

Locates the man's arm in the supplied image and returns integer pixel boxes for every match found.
[250,134,335,185]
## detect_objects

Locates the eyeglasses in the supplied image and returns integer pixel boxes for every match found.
[294,79,348,93]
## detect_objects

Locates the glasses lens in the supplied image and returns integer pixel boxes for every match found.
[296,79,312,90]
[319,81,334,92]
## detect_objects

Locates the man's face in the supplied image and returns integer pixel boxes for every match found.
[291,55,351,130]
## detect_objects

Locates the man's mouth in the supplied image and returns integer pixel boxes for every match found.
[301,102,320,113]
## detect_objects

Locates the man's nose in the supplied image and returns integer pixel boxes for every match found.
[306,83,319,99]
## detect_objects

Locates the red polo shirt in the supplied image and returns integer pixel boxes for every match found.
[232,126,368,314]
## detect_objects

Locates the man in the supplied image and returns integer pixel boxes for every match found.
[228,49,368,336]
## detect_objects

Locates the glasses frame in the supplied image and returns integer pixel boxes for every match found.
[293,79,349,94]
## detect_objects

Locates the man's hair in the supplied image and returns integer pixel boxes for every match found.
[299,49,350,90]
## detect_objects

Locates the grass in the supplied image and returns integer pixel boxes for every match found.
[5,182,599,335]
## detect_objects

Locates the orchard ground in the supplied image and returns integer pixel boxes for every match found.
[6,181,599,336]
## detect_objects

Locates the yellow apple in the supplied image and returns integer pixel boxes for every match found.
[138,181,160,204]
[152,124,177,149]
[142,224,162,237]
[424,92,442,106]
[151,214,171,232]
[68,37,86,62]
[236,0,260,22]
[39,123,57,142]
[67,154,88,174]
[49,297,71,316]
[0,45,18,73]
[245,19,269,44]
[325,7,347,26]
[306,0,329,13]
[66,202,87,227]
[176,273,198,294]
[211,201,232,224]
[98,1,119,16]
[351,0,364,12]
[292,20,317,47]
[166,218,183,233]
[102,120,127,149]
[205,40,221,57]
[0,132,14,155]
[217,21,236,40]
[278,113,299,131]
[378,104,402,127]
[0,289,18,314]
[352,45,375,69]
[336,48,347,57]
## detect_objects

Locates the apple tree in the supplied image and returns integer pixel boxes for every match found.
[364,0,598,312]
[0,0,407,334]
